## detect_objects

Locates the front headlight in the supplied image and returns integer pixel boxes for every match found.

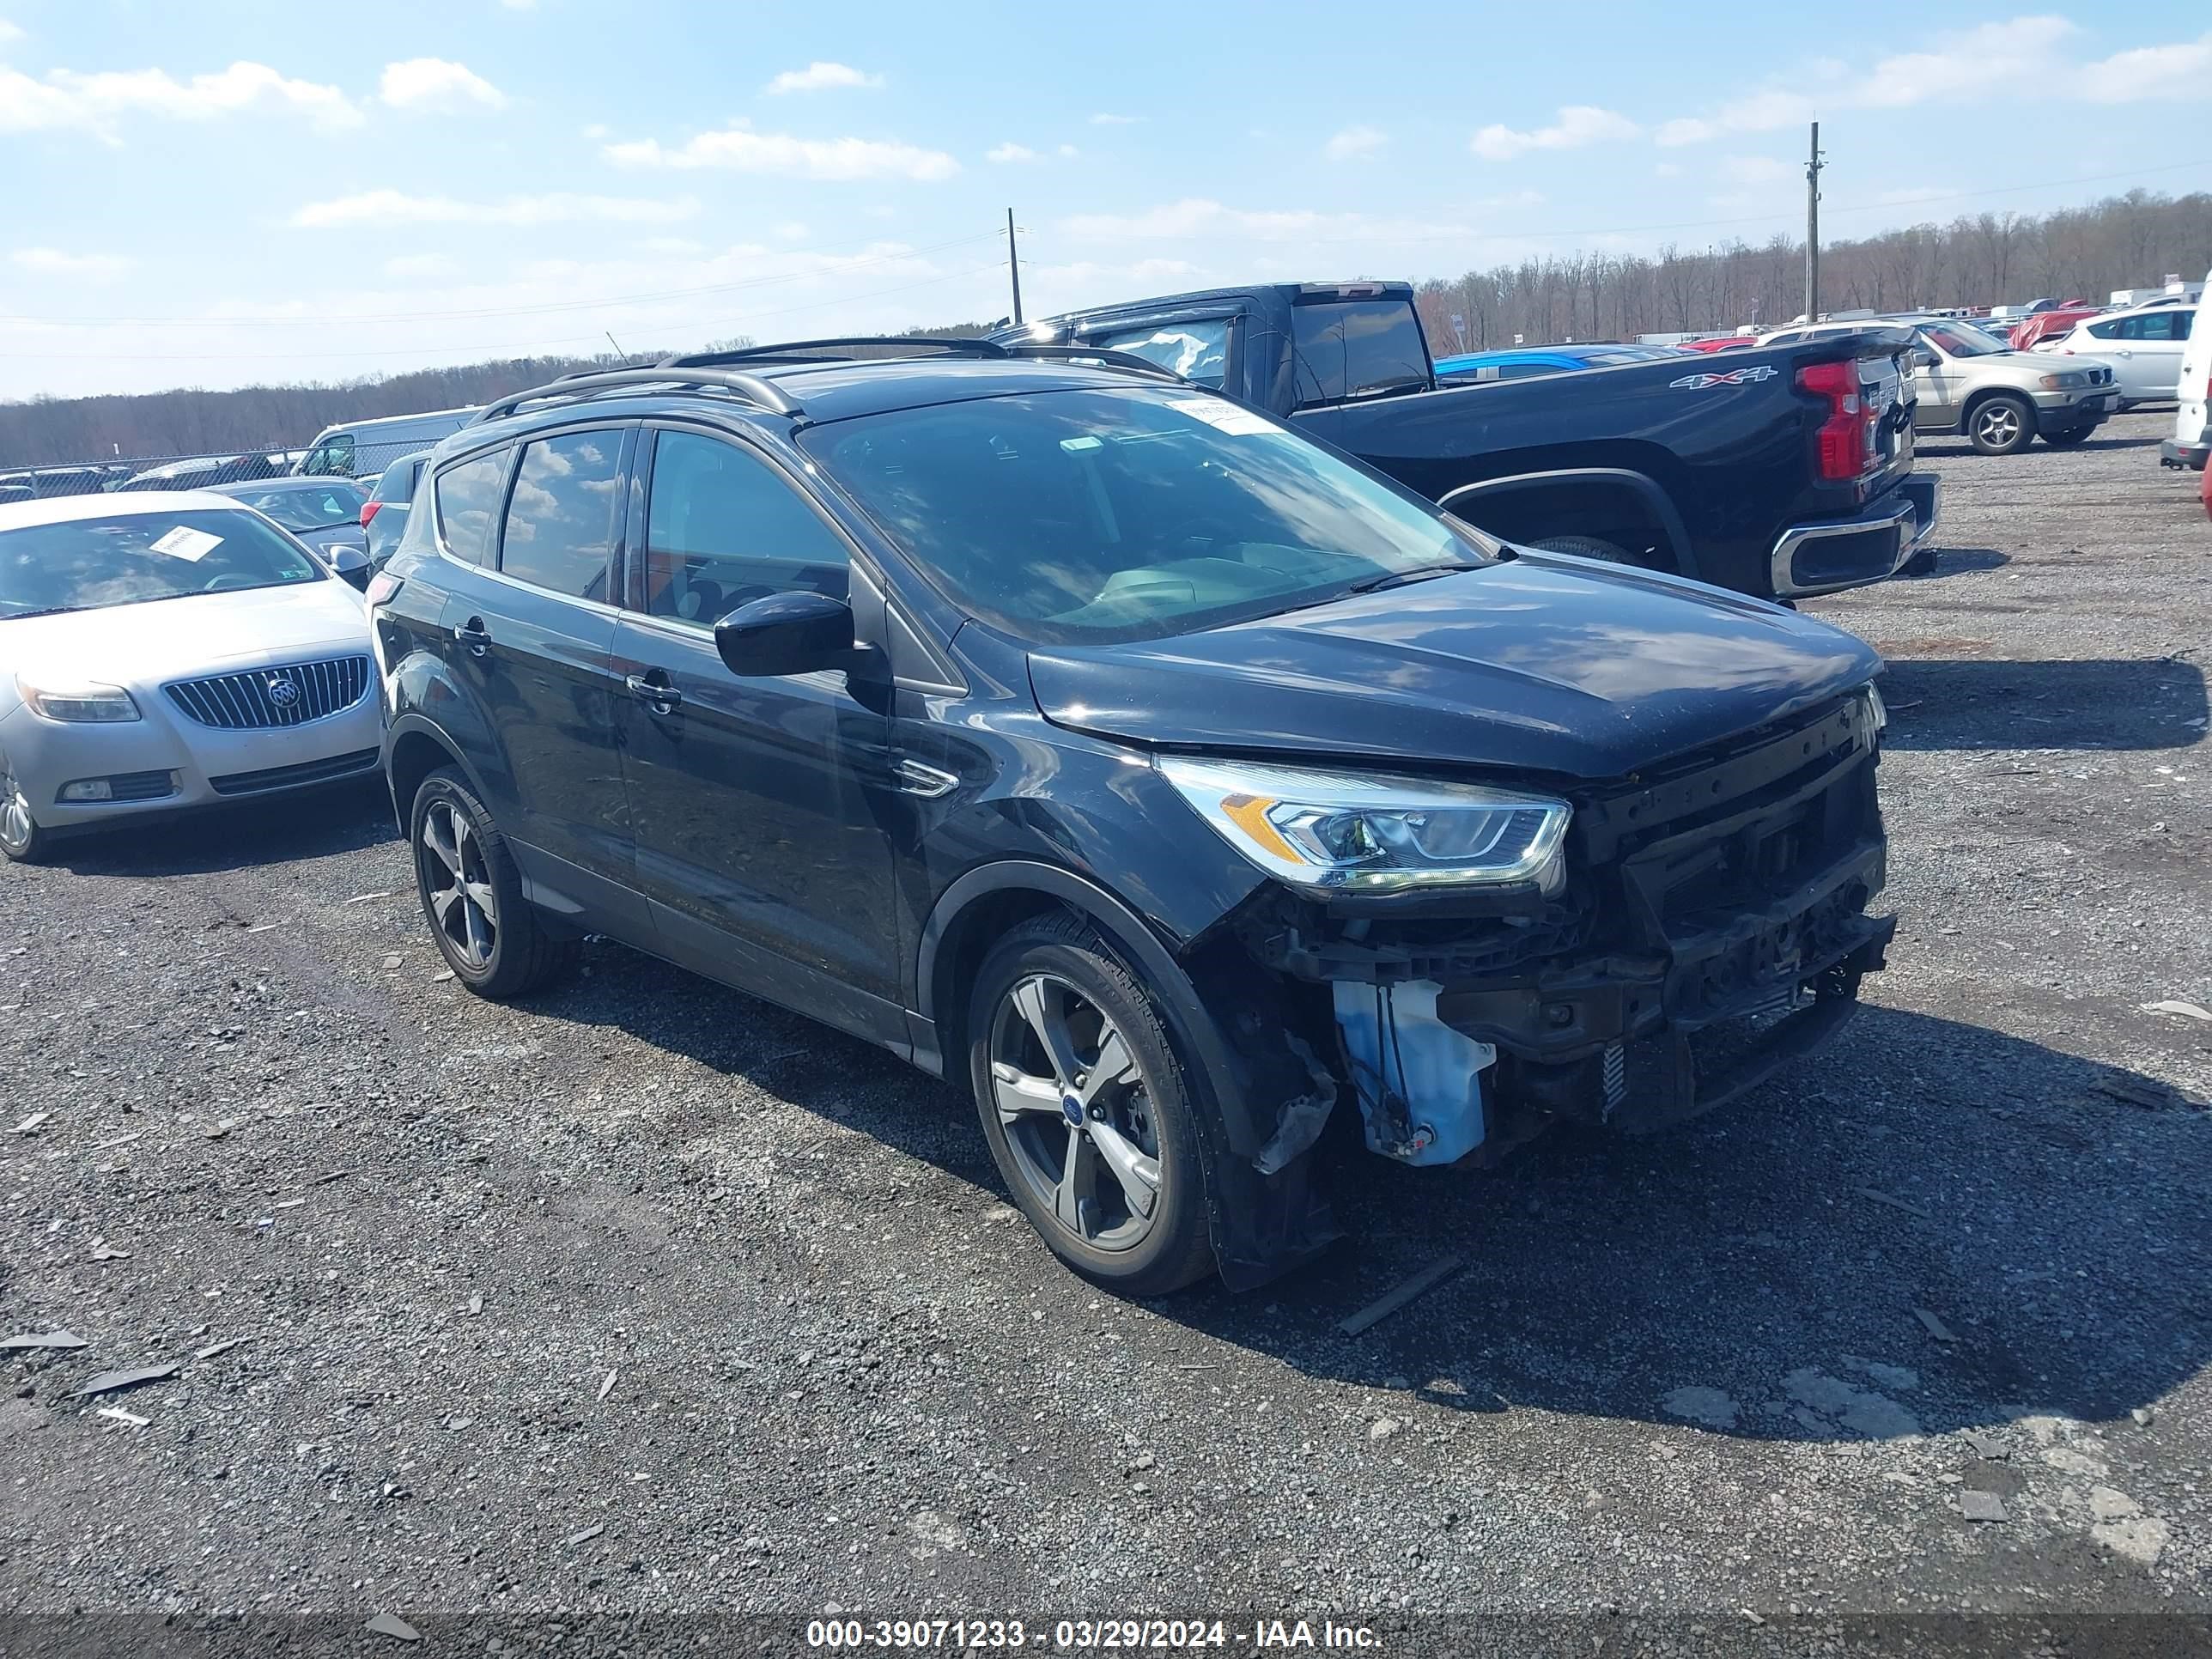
[16,675,141,723]
[1865,682,1888,735]
[1157,757,1571,894]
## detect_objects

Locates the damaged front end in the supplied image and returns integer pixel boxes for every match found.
[1227,689,1894,1173]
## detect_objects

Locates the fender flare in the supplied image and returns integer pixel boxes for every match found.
[382,710,491,829]
[916,860,1267,1158]
[1441,465,1698,579]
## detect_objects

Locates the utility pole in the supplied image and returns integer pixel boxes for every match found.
[1006,209,1024,327]
[1804,121,1823,323]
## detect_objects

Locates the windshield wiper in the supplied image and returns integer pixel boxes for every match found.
[1340,560,1485,597]
[0,605,88,621]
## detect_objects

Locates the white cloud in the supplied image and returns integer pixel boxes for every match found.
[382,252,459,279]
[580,122,608,139]
[1324,125,1387,161]
[1056,143,1079,158]
[605,122,958,181]
[1471,105,1638,161]
[1658,18,2212,144]
[291,189,701,228]
[0,59,362,138]
[11,246,131,280]
[765,61,882,94]
[1089,112,1139,125]
[987,141,1037,164]
[379,58,507,112]
[773,222,809,241]
[0,18,24,44]
[1060,198,1471,245]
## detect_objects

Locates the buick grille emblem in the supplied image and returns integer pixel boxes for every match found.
[266,677,301,708]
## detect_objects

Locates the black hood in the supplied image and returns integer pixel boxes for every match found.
[1026,555,1882,780]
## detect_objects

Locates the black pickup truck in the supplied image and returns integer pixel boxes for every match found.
[1003,281,1939,601]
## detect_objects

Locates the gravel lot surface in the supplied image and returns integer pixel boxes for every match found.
[4,412,2209,1646]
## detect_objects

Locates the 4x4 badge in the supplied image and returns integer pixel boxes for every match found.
[1670,366,1780,389]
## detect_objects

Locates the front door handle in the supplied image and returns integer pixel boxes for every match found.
[453,617,491,657]
[626,672,683,714]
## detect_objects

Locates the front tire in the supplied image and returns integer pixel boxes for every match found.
[967,913,1215,1295]
[0,757,53,865]
[1967,393,2035,455]
[409,766,577,997]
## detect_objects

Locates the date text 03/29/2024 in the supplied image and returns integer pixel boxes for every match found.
[802,1619,1384,1650]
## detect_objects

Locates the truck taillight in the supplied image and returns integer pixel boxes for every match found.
[360,500,384,528]
[1797,360,1875,481]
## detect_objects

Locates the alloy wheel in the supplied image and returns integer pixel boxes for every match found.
[420,799,498,969]
[1974,403,2022,448]
[988,973,1163,1251]
[0,763,33,854]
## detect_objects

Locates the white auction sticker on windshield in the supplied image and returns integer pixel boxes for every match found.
[1167,398,1276,436]
[149,526,222,562]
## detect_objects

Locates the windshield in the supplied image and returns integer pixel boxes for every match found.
[228,483,365,532]
[1922,322,2009,357]
[799,386,1490,645]
[0,508,326,618]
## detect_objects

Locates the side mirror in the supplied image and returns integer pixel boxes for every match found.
[1909,348,1938,370]
[714,590,855,678]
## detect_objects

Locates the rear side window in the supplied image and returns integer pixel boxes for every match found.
[1290,301,1431,406]
[640,431,848,625]
[2088,315,2139,340]
[434,448,511,567]
[499,430,623,601]
[1088,321,1230,388]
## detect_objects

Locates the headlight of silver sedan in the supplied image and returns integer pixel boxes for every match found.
[1157,756,1571,894]
[15,675,141,722]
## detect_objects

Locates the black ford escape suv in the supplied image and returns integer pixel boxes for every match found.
[368,339,1895,1294]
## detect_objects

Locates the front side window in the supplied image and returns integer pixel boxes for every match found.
[302,434,356,477]
[435,447,511,567]
[500,431,623,601]
[800,386,1487,646]
[1088,320,1231,388]
[0,509,324,619]
[641,431,848,625]
[1289,301,1431,406]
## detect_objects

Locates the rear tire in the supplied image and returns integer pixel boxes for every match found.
[1966,393,2035,455]
[0,757,54,865]
[1901,546,1939,576]
[1528,534,1645,567]
[408,767,577,998]
[967,913,1215,1296]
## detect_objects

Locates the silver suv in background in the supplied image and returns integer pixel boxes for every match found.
[362,449,430,568]
[1762,319,2118,455]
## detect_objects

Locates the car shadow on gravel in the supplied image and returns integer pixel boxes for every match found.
[521,942,2210,1447]
[43,777,396,877]
[1875,656,2208,751]
[1907,546,2011,578]
[1155,1004,2210,1443]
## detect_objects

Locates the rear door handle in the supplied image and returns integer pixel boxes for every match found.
[626,672,683,714]
[453,618,491,657]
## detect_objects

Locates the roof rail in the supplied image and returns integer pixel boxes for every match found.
[660,337,1012,368]
[471,368,802,425]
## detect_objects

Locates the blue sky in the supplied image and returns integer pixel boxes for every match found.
[3,1,2209,398]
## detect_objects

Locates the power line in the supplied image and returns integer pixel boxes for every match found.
[0,262,1008,363]
[0,229,1006,330]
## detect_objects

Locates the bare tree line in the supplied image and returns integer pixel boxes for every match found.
[5,189,2206,468]
[1413,188,2211,353]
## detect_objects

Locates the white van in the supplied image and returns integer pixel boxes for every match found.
[2163,268,2212,471]
[296,406,480,481]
